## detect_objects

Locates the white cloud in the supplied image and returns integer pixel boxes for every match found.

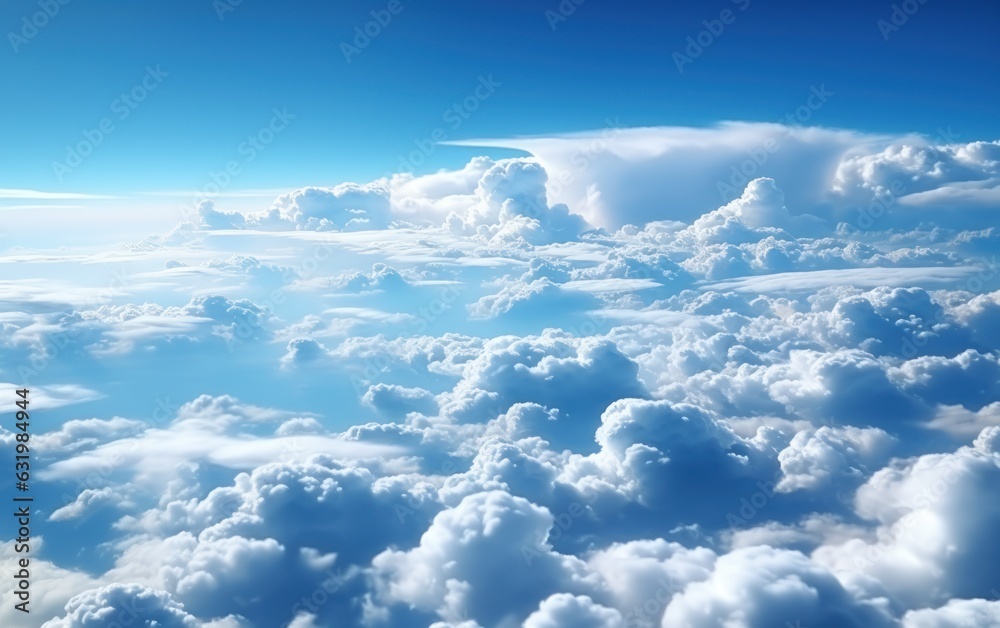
[6,122,1000,628]
[704,266,983,293]
[39,396,403,483]
[815,429,1000,609]
[0,189,115,200]
[370,490,595,625]
[661,546,896,628]
[523,594,623,628]
[776,426,895,493]
[902,598,1000,627]
[41,584,203,627]
[450,122,881,228]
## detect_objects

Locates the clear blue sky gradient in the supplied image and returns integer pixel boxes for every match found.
[1,0,997,195]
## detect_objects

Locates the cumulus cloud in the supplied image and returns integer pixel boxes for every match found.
[363,383,439,417]
[523,594,622,628]
[815,429,1000,609]
[451,122,877,228]
[9,122,1000,628]
[454,124,1000,231]
[833,140,1000,206]
[901,598,1000,627]
[370,490,594,626]
[445,159,591,245]
[202,183,393,231]
[42,584,205,628]
[661,546,896,628]
[440,333,647,447]
[776,426,895,493]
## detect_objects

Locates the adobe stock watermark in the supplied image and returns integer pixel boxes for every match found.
[852,179,906,231]
[520,496,596,566]
[348,282,467,395]
[545,0,586,31]
[394,74,501,173]
[715,84,833,201]
[836,128,958,235]
[341,0,409,63]
[545,116,623,200]
[622,577,684,627]
[51,65,169,182]
[213,0,244,21]
[673,0,751,73]
[934,125,961,144]
[17,268,130,385]
[724,469,783,529]
[7,0,71,53]
[289,568,351,618]
[897,254,998,359]
[225,239,326,354]
[877,0,930,41]
[393,458,460,524]
[833,455,965,578]
[55,395,179,513]
[181,106,295,222]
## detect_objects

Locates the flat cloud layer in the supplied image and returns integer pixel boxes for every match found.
[1,122,999,627]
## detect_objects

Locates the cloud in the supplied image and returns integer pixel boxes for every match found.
[815,428,1000,609]
[41,584,205,628]
[7,122,1000,628]
[200,182,392,231]
[924,402,1000,437]
[450,122,881,228]
[388,156,493,223]
[441,333,647,445]
[454,125,1000,231]
[39,395,403,483]
[776,426,895,493]
[661,546,896,628]
[445,159,590,245]
[370,490,594,626]
[0,384,102,411]
[363,383,439,417]
[467,276,597,321]
[901,598,1000,627]
[280,337,331,367]
[49,487,131,522]
[523,594,622,628]
[0,189,115,200]
[704,266,983,293]
[833,141,1000,204]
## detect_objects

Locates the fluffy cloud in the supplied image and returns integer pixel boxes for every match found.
[8,122,1000,628]
[776,426,895,493]
[202,183,392,231]
[370,490,595,626]
[456,124,1000,231]
[363,383,439,417]
[523,594,622,628]
[815,428,1000,609]
[42,584,205,628]
[901,599,1000,627]
[661,546,896,628]
[833,140,1000,204]
[39,395,402,484]
[446,159,590,245]
[441,333,647,447]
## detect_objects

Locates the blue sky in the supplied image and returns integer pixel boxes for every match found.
[3,2,1000,627]
[1,0,997,196]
